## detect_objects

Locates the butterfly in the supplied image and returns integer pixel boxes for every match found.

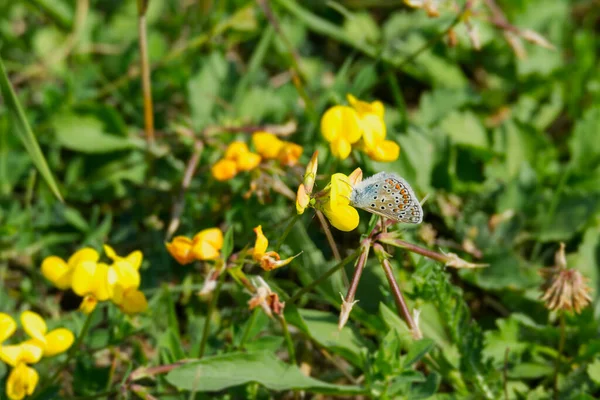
[349,172,423,224]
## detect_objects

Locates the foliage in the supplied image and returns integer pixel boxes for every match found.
[1,0,600,399]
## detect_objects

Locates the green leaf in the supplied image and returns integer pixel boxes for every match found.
[508,363,553,379]
[408,371,440,399]
[187,52,228,130]
[439,111,488,151]
[285,308,367,366]
[0,56,63,201]
[587,358,600,385]
[52,113,136,153]
[403,338,435,367]
[569,107,600,174]
[166,352,364,394]
[221,226,234,261]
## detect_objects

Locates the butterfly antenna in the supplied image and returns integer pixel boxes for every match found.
[419,193,430,206]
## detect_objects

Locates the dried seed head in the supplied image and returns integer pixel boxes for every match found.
[539,243,592,314]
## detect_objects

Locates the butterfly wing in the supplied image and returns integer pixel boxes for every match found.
[351,173,423,224]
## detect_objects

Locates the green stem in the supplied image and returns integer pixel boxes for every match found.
[289,248,361,303]
[239,308,260,350]
[278,315,297,364]
[553,312,566,399]
[274,214,300,252]
[49,309,95,385]
[198,268,227,358]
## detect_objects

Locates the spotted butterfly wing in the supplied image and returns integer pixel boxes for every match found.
[349,172,423,224]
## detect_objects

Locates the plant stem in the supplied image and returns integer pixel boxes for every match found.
[374,244,420,339]
[274,214,300,252]
[198,268,227,358]
[316,210,341,262]
[553,312,566,399]
[239,308,260,350]
[377,235,449,263]
[278,314,297,364]
[49,309,95,385]
[344,244,369,304]
[289,248,361,303]
[137,0,155,145]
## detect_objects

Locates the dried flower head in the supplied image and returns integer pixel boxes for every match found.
[540,243,592,314]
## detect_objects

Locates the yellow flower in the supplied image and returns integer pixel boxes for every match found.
[252,226,269,261]
[166,228,224,264]
[71,255,111,314]
[165,236,195,265]
[347,94,386,150]
[252,132,284,159]
[6,363,39,400]
[211,159,238,181]
[41,248,99,290]
[296,183,309,215]
[321,173,359,232]
[192,228,224,260]
[252,226,299,271]
[236,152,262,171]
[103,245,148,315]
[224,141,250,161]
[321,105,362,159]
[0,313,17,343]
[365,140,400,162]
[278,142,303,167]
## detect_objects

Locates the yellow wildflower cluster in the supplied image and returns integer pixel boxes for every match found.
[0,311,74,400]
[211,132,303,181]
[321,94,399,162]
[165,227,224,265]
[41,246,148,315]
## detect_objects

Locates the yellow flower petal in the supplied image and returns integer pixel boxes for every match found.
[165,236,195,265]
[252,132,284,159]
[296,183,309,215]
[330,173,353,207]
[347,94,385,119]
[6,363,39,400]
[79,295,98,314]
[67,248,100,268]
[19,341,44,364]
[360,114,387,149]
[211,159,238,181]
[193,228,224,250]
[103,244,118,261]
[224,141,249,161]
[0,342,42,367]
[125,251,143,270]
[0,313,16,343]
[43,329,74,357]
[71,261,97,297]
[366,140,400,162]
[321,105,361,144]
[278,142,303,167]
[40,256,72,290]
[20,311,47,345]
[119,290,148,314]
[322,202,360,232]
[348,168,363,186]
[91,263,111,301]
[236,152,261,171]
[191,240,220,261]
[330,138,352,160]
[252,226,269,260]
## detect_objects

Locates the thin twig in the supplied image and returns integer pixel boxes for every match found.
[553,312,566,400]
[315,210,341,262]
[278,314,297,364]
[374,244,420,339]
[166,140,204,239]
[137,0,155,144]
